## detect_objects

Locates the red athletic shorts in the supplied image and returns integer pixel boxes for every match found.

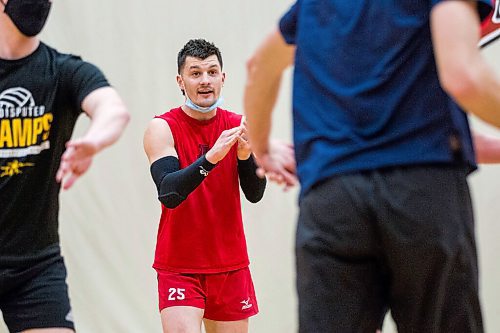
[156,267,259,321]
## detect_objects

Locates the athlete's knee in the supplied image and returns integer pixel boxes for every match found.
[161,307,203,333]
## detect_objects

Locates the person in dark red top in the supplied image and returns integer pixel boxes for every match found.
[143,39,266,333]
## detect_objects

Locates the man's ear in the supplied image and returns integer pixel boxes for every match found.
[176,75,184,90]
[176,75,186,95]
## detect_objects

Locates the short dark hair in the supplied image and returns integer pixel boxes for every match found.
[177,39,223,74]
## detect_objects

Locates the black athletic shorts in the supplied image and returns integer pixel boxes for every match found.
[0,244,75,332]
[296,164,482,333]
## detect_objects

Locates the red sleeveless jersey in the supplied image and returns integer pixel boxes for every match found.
[153,107,249,273]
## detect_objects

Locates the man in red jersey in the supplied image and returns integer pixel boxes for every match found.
[143,39,266,333]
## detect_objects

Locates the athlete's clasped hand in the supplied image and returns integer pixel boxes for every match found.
[205,118,297,191]
[205,126,243,164]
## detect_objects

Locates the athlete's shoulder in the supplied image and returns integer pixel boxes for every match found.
[217,108,243,125]
[155,107,183,121]
[40,42,84,65]
[41,43,107,81]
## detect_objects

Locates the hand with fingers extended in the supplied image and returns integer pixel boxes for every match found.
[237,117,252,160]
[56,138,100,190]
[255,139,298,190]
[205,126,243,164]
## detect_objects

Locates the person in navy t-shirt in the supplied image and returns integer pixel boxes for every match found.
[245,1,500,332]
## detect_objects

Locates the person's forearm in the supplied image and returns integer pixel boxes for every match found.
[452,59,500,128]
[238,155,267,203]
[151,155,216,208]
[244,74,278,157]
[244,28,295,157]
[84,100,129,152]
[473,131,500,163]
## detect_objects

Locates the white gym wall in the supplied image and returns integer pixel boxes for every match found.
[1,1,499,332]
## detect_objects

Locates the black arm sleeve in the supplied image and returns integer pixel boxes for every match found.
[238,155,266,203]
[150,155,216,209]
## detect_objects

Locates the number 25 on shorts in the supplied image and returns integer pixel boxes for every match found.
[168,288,186,300]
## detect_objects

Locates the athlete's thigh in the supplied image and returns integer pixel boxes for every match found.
[161,306,204,333]
[157,270,206,333]
[1,256,74,333]
[156,270,206,312]
[296,175,387,333]
[378,165,482,332]
[203,318,248,333]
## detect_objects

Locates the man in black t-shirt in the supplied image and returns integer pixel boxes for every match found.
[0,1,130,332]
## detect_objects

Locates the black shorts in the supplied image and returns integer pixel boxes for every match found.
[296,164,483,333]
[0,245,75,332]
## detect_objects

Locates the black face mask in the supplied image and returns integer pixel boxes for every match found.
[2,0,52,37]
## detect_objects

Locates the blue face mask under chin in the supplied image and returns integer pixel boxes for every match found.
[185,95,224,114]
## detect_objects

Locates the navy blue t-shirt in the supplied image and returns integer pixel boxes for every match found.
[279,0,493,196]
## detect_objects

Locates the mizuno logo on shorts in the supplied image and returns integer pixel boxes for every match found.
[241,298,253,310]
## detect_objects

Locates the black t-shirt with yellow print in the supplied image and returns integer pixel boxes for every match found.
[0,42,109,262]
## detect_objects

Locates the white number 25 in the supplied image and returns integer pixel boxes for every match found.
[168,288,186,300]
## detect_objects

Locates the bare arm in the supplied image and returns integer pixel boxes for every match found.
[473,130,500,163]
[431,1,500,127]
[79,86,130,152]
[143,118,178,164]
[244,28,295,158]
[56,86,130,190]
[244,28,298,188]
